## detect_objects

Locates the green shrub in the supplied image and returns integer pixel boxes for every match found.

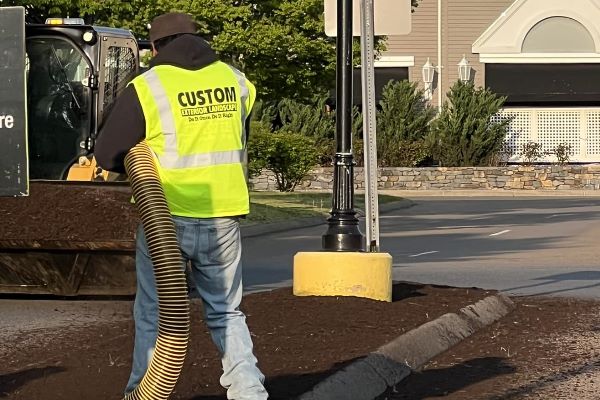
[551,143,572,165]
[277,96,335,141]
[273,96,337,168]
[386,139,430,167]
[348,105,363,166]
[378,80,436,141]
[248,130,319,192]
[429,81,510,167]
[519,141,549,166]
[247,121,273,177]
[251,100,278,127]
[488,142,511,167]
[314,137,336,167]
[352,105,364,141]
[376,80,436,166]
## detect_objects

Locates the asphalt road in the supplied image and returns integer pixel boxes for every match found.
[242,196,600,299]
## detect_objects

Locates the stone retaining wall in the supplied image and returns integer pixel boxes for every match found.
[249,165,600,191]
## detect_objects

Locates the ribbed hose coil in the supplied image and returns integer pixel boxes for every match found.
[123,141,190,400]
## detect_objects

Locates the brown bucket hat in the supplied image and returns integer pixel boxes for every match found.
[149,12,197,42]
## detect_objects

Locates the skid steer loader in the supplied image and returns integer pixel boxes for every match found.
[0,6,148,295]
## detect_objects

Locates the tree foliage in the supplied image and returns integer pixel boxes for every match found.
[5,0,422,102]
[428,81,510,167]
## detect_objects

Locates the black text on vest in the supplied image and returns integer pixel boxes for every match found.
[177,87,239,122]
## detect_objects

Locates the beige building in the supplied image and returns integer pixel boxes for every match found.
[377,0,600,162]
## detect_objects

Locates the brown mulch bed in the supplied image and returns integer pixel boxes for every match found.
[0,182,138,241]
[1,285,599,400]
[1,283,493,399]
[382,296,600,400]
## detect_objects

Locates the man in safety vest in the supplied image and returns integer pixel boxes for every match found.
[95,12,268,400]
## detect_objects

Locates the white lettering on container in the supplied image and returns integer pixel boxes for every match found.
[0,114,14,129]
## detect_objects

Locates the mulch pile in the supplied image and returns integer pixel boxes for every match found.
[1,283,494,400]
[0,182,138,241]
[2,284,599,400]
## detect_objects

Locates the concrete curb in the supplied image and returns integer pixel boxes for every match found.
[379,189,600,197]
[297,293,515,400]
[240,199,414,238]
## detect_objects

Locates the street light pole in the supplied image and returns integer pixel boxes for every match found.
[322,0,364,252]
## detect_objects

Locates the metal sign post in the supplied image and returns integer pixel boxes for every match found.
[0,6,28,196]
[322,0,412,252]
[360,0,379,252]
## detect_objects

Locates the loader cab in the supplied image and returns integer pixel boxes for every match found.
[26,20,139,180]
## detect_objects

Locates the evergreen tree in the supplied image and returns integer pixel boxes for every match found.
[429,81,510,167]
[376,80,435,167]
[277,96,334,140]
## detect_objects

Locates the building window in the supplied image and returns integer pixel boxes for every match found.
[486,63,600,106]
[351,67,409,105]
[522,17,595,53]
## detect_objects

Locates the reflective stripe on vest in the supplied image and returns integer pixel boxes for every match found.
[227,65,249,147]
[142,68,250,169]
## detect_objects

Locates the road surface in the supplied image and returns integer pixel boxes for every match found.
[242,196,600,299]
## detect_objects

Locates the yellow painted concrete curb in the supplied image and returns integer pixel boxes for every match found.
[293,252,393,302]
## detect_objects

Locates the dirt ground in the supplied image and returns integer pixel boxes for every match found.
[1,283,599,400]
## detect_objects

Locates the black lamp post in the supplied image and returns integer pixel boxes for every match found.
[322,0,365,252]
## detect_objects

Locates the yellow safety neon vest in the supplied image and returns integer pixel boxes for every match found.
[130,61,255,218]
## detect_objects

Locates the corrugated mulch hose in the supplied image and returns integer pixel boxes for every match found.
[123,141,190,400]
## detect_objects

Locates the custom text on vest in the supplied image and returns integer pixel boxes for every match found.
[177,87,238,121]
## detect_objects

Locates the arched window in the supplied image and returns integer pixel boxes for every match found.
[522,17,595,53]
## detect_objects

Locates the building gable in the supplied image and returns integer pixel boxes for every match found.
[473,0,600,62]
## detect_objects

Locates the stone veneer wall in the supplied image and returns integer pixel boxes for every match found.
[249,166,600,191]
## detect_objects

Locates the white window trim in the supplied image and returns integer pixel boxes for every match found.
[373,55,414,67]
[479,53,600,63]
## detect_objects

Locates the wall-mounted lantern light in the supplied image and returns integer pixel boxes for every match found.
[422,58,436,101]
[458,54,471,83]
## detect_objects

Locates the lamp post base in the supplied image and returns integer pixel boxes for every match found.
[321,152,364,252]
[322,215,364,252]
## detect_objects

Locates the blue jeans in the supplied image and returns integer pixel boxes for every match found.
[125,216,268,400]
